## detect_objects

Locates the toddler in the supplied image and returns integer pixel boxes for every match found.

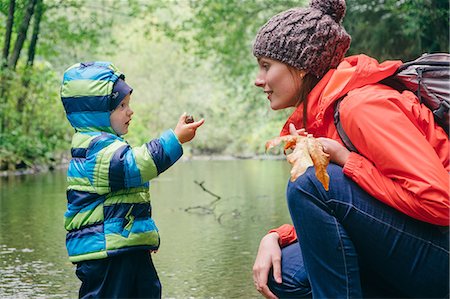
[60,61,204,298]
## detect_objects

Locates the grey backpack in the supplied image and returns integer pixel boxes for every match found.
[334,53,450,152]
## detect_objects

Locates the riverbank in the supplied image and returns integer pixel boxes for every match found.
[0,154,286,177]
[0,162,68,177]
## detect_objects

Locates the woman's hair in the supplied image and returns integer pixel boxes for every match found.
[288,66,321,128]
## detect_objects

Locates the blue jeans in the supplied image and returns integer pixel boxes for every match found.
[269,164,449,298]
[76,250,161,298]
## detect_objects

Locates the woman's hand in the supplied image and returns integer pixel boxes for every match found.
[317,137,350,167]
[174,113,205,144]
[288,123,308,137]
[288,123,350,166]
[253,232,282,299]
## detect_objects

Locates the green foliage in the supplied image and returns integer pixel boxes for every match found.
[110,24,238,156]
[345,0,449,60]
[0,0,119,70]
[143,0,448,82]
[139,0,302,89]
[128,0,303,155]
[0,0,449,170]
[0,0,122,170]
[132,0,449,156]
[0,63,71,170]
[36,0,119,70]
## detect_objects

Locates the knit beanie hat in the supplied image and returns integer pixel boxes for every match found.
[111,78,133,110]
[253,0,351,77]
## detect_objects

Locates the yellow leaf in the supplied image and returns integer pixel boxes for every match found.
[306,136,330,191]
[265,135,298,154]
[266,135,330,190]
[287,137,313,181]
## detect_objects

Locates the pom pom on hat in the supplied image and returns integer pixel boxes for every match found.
[253,0,351,77]
[310,0,346,23]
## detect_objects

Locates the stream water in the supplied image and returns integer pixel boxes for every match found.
[0,159,293,298]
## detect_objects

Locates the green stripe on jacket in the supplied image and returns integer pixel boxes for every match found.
[133,144,158,182]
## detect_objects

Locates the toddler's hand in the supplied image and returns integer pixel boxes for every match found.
[174,113,205,144]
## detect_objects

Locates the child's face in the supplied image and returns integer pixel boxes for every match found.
[110,94,133,136]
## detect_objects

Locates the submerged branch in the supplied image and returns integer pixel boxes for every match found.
[184,181,241,225]
[193,180,221,200]
[184,205,214,214]
[184,180,222,217]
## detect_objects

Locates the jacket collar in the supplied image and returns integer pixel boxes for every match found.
[280,54,402,136]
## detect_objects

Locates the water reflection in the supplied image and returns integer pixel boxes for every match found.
[0,160,292,298]
[1,255,70,298]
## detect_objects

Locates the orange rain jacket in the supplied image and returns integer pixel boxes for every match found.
[272,54,449,247]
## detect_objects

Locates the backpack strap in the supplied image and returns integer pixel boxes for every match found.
[397,59,450,71]
[333,96,359,153]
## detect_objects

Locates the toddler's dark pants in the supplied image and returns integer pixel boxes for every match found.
[75,250,161,299]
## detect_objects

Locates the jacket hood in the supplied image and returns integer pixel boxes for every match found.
[60,61,125,135]
[281,54,402,135]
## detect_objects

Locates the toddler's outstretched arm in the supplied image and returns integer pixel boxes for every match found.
[92,113,204,190]
[174,112,205,144]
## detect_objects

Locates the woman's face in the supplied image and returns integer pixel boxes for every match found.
[254,57,305,110]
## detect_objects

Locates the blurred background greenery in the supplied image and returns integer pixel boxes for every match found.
[0,0,448,170]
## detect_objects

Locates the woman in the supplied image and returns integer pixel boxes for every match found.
[251,0,449,298]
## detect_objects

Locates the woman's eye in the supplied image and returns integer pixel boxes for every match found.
[262,63,269,70]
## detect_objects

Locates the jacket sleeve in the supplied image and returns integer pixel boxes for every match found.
[339,87,449,226]
[268,224,298,248]
[141,129,183,177]
[101,130,183,191]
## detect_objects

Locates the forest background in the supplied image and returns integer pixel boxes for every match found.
[0,0,448,171]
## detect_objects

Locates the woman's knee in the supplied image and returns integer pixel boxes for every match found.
[286,163,349,201]
[286,168,318,218]
[287,166,317,198]
[286,163,350,218]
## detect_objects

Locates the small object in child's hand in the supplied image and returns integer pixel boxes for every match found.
[185,115,194,124]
